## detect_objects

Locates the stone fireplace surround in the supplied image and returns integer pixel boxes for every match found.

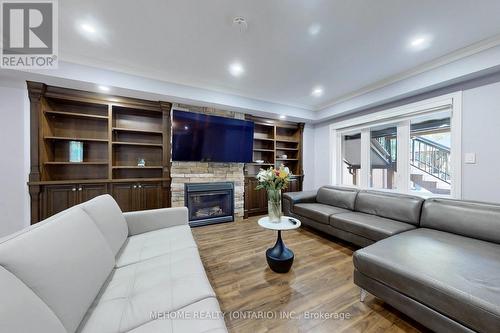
[170,104,245,220]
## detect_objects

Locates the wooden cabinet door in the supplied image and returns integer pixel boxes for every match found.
[139,182,162,211]
[111,183,139,212]
[285,177,302,193]
[244,177,268,217]
[42,184,79,219]
[79,183,108,203]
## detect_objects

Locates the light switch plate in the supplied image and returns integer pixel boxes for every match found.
[464,153,476,164]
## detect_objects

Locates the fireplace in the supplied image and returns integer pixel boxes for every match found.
[184,182,234,227]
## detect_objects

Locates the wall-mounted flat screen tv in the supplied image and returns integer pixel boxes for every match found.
[172,110,254,163]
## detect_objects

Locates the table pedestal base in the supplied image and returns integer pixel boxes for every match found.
[266,230,294,273]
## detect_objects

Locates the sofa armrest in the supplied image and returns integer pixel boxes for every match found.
[123,207,189,236]
[283,190,317,205]
[283,190,317,216]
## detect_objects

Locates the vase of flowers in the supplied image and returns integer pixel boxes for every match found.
[256,165,291,223]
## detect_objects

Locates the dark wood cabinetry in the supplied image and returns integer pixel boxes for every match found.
[284,175,303,193]
[80,183,109,202]
[28,82,172,224]
[244,175,304,218]
[42,184,79,218]
[244,177,268,217]
[41,183,108,219]
[110,181,165,212]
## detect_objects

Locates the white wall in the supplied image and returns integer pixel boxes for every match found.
[301,124,315,190]
[312,78,500,203]
[0,82,30,237]
[313,124,331,189]
[462,81,500,203]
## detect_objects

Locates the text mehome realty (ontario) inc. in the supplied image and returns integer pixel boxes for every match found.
[150,310,353,321]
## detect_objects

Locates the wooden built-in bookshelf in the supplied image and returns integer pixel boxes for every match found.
[244,116,304,177]
[28,82,172,223]
[243,115,305,218]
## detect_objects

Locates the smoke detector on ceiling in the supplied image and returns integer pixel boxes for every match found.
[233,16,248,33]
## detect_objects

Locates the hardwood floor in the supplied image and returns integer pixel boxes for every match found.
[191,216,429,333]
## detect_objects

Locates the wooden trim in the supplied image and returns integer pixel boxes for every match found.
[298,123,304,176]
[44,85,162,111]
[27,81,45,183]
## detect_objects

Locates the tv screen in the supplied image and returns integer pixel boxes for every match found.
[172,110,254,163]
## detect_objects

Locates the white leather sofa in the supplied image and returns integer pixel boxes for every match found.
[0,195,227,333]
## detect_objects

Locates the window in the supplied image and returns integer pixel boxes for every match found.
[331,93,461,198]
[409,112,451,195]
[341,133,361,186]
[370,124,397,189]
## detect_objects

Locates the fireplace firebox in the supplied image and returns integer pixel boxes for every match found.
[184,182,234,227]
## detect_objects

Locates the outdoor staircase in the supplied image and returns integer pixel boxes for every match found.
[410,170,450,195]
[410,136,450,194]
[343,134,451,194]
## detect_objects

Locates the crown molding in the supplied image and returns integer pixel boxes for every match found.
[316,33,500,112]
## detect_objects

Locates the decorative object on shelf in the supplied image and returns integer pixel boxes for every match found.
[255,159,264,164]
[256,165,291,223]
[137,158,146,167]
[280,154,288,159]
[69,141,83,162]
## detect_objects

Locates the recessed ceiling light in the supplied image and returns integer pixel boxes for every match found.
[308,23,321,36]
[408,35,432,51]
[311,86,324,97]
[229,62,245,77]
[279,115,286,120]
[98,85,110,92]
[80,23,96,34]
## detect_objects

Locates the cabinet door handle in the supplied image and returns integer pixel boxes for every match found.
[72,187,76,192]
[138,185,142,188]
[78,187,82,191]
[133,185,137,189]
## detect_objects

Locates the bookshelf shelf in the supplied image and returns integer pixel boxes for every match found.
[112,127,163,134]
[44,162,108,165]
[112,166,163,169]
[112,141,163,147]
[45,110,108,120]
[44,136,108,142]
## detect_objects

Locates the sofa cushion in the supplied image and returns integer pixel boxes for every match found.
[316,186,358,210]
[116,225,198,268]
[78,248,216,333]
[354,190,424,225]
[0,266,66,333]
[293,203,350,224]
[331,212,416,241]
[353,228,500,333]
[421,198,500,244]
[0,207,115,333]
[127,298,227,333]
[80,194,129,255]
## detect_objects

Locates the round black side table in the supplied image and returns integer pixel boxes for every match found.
[258,216,301,273]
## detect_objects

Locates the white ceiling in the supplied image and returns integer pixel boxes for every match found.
[56,1,500,111]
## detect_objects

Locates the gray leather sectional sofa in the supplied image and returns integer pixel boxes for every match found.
[283,186,500,333]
